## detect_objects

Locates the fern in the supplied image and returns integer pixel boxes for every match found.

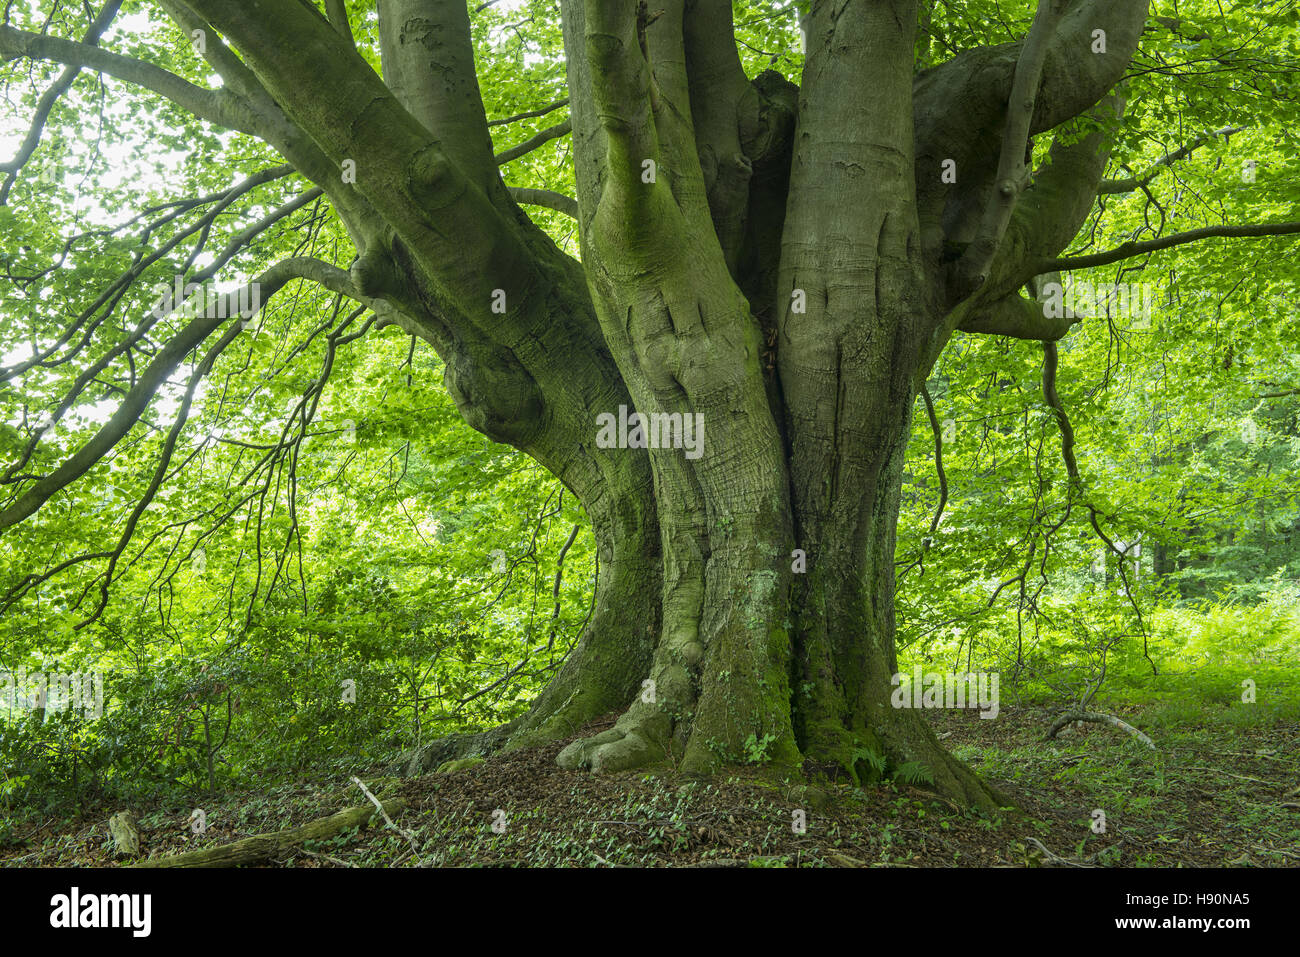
[851,745,886,774]
[894,760,935,786]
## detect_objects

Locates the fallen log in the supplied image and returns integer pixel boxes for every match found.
[131,796,406,868]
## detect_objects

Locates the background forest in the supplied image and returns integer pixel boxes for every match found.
[1,0,1297,867]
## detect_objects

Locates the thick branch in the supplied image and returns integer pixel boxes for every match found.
[1046,711,1155,749]
[377,0,500,188]
[1041,221,1300,273]
[582,0,657,197]
[508,187,578,219]
[986,94,1126,299]
[953,0,1068,297]
[0,22,260,136]
[683,0,755,270]
[915,0,1151,258]
[959,290,1077,341]
[133,795,406,867]
[151,0,380,241]
[325,0,355,45]
[183,0,537,309]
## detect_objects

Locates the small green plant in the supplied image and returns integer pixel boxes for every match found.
[894,761,935,786]
[851,744,886,775]
[743,732,777,764]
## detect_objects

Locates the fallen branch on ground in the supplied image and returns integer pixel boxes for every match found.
[1045,711,1156,749]
[1024,836,1096,867]
[131,794,405,868]
[1182,767,1273,786]
[352,775,424,864]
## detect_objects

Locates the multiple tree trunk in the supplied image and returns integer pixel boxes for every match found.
[156,0,1162,811]
[5,0,1195,809]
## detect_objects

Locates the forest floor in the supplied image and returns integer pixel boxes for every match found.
[3,697,1298,867]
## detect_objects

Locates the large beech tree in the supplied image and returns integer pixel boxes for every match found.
[2,0,1298,810]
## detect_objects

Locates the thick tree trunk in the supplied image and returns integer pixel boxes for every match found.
[790,402,1010,808]
[504,486,662,751]
[402,0,1010,810]
[554,246,801,777]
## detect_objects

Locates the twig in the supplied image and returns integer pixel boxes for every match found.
[1252,843,1300,861]
[1024,836,1095,868]
[1181,768,1272,786]
[351,776,423,863]
[295,846,355,868]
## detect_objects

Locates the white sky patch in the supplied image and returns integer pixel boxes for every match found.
[1,10,249,434]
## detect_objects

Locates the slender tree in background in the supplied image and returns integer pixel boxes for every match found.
[1,0,1297,809]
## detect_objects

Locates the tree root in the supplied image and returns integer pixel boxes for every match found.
[555,703,672,773]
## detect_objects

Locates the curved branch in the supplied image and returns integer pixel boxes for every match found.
[183,0,537,306]
[1098,125,1247,195]
[1,164,297,384]
[0,21,261,136]
[0,258,348,534]
[1,180,324,484]
[897,383,950,583]
[489,98,570,127]
[985,94,1126,300]
[82,313,247,626]
[915,0,1151,258]
[1040,221,1300,273]
[494,118,572,166]
[1046,710,1155,749]
[1041,341,1079,481]
[921,384,948,539]
[0,0,122,203]
[959,289,1078,341]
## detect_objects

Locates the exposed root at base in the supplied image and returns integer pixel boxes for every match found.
[556,705,674,773]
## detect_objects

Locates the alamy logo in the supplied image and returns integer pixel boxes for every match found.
[0,668,103,719]
[1040,280,1153,324]
[150,276,260,320]
[50,887,151,937]
[890,666,1000,719]
[595,404,705,460]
